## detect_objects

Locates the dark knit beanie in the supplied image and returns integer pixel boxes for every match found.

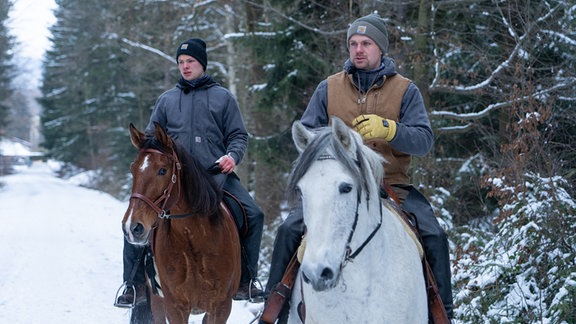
[175,38,208,70]
[347,14,389,53]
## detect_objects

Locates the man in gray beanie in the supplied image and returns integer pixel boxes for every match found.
[347,13,389,54]
[260,13,453,323]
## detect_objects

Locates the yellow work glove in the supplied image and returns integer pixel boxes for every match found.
[352,114,397,141]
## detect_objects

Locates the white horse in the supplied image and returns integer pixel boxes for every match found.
[286,117,427,323]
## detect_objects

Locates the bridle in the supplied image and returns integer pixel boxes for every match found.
[297,154,383,314]
[315,154,383,268]
[342,189,383,266]
[130,148,182,219]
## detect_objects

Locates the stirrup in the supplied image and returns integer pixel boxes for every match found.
[249,308,264,324]
[248,278,265,303]
[114,281,135,308]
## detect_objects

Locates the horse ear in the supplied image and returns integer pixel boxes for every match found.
[292,120,314,153]
[331,117,354,151]
[129,123,145,149]
[153,122,173,149]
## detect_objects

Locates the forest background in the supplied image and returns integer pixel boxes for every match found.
[1,0,575,322]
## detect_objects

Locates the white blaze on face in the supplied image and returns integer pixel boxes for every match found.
[140,155,150,173]
[123,155,150,241]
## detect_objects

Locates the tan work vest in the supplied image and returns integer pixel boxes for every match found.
[326,71,411,185]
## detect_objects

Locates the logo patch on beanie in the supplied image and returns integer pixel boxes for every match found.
[356,25,367,34]
[180,44,189,50]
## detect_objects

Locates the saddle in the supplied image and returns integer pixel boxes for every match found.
[260,184,450,324]
[381,183,450,324]
[222,190,248,237]
[207,163,249,237]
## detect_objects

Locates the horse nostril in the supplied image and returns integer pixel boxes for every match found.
[320,267,334,280]
[132,223,144,236]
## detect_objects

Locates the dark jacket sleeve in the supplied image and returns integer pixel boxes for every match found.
[221,91,248,164]
[145,89,172,135]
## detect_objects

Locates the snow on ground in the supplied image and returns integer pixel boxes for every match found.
[0,161,262,323]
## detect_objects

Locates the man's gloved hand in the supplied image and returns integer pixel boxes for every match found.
[352,114,397,141]
[216,154,236,174]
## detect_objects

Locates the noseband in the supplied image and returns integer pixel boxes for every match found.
[130,148,182,219]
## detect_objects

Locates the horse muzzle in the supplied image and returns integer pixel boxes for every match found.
[122,220,151,245]
[301,262,340,292]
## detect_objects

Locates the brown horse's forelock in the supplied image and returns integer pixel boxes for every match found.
[141,136,223,219]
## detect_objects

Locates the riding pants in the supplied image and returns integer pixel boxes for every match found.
[122,238,146,286]
[223,172,265,284]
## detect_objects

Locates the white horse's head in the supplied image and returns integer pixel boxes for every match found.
[288,117,385,291]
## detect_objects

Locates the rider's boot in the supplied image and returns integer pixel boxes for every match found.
[233,280,265,301]
[116,284,147,307]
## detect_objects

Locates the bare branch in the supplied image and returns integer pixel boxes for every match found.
[431,80,576,121]
[242,0,347,36]
[121,38,173,62]
[435,123,474,134]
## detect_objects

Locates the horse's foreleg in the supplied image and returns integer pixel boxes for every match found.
[149,293,167,324]
[163,301,189,324]
[203,299,233,324]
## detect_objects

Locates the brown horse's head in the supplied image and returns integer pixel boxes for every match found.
[122,123,181,245]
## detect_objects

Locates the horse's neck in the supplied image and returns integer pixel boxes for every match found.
[167,201,211,229]
[352,195,413,255]
[357,189,385,229]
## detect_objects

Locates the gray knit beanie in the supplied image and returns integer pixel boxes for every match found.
[347,14,389,53]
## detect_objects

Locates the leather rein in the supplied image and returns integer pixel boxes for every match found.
[129,148,191,219]
[343,188,383,266]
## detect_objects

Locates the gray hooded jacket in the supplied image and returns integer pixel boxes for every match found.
[146,75,248,183]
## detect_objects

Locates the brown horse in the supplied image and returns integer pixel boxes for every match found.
[122,123,241,324]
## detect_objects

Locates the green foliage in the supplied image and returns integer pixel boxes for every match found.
[40,0,182,196]
[451,71,576,322]
[241,0,352,122]
[453,173,576,323]
[0,0,13,134]
[428,0,576,225]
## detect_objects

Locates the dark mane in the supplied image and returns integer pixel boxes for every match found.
[141,135,222,217]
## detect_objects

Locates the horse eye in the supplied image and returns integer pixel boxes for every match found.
[158,168,167,176]
[294,186,302,196]
[339,183,353,194]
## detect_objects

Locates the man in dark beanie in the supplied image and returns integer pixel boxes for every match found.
[261,13,453,323]
[115,37,265,308]
[175,38,208,70]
